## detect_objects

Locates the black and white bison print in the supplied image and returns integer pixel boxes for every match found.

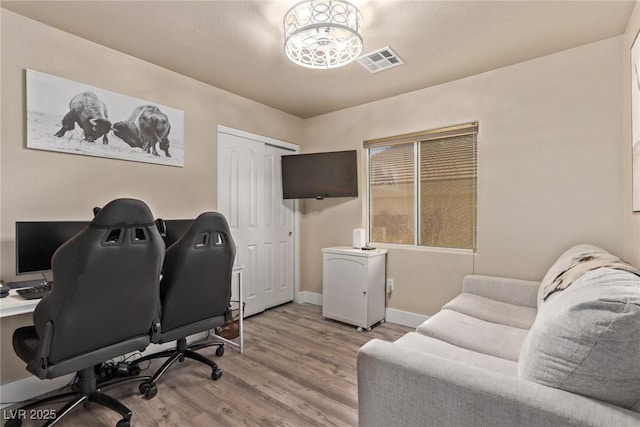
[54,91,111,144]
[113,105,171,157]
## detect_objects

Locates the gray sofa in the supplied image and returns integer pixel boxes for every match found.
[357,244,640,427]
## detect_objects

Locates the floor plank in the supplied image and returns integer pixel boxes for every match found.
[7,303,412,426]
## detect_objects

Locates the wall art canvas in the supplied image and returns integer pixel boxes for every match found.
[632,33,640,211]
[26,69,184,167]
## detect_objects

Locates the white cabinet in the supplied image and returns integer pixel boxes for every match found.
[322,247,387,332]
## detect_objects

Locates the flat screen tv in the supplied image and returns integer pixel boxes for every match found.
[15,221,89,275]
[281,150,358,199]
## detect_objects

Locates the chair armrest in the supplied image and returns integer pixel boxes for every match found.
[357,339,640,427]
[462,275,540,308]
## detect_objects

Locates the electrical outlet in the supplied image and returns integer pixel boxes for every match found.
[386,278,395,293]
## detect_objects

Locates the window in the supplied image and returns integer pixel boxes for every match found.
[366,123,478,250]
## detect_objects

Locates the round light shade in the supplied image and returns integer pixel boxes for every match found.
[284,0,363,69]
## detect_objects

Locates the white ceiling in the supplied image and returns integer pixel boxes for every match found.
[1,0,635,118]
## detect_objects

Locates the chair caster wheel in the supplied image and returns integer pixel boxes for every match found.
[139,382,158,399]
[5,419,23,427]
[211,368,223,380]
[116,418,131,427]
[215,346,225,357]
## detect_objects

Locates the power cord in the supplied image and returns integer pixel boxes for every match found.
[95,353,150,382]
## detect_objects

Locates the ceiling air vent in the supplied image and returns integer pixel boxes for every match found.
[357,47,404,73]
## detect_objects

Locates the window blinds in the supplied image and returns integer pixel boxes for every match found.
[420,134,477,181]
[366,122,478,186]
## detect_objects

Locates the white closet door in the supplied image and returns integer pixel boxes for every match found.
[262,144,295,309]
[218,130,295,317]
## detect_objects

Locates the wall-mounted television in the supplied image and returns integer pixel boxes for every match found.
[281,150,358,200]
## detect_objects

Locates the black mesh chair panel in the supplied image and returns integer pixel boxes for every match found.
[7,199,164,427]
[132,212,235,399]
[160,215,233,332]
[37,226,162,365]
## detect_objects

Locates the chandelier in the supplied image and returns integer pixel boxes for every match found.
[283,0,363,69]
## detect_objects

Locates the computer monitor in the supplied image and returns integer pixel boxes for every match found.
[15,221,89,275]
[163,219,193,248]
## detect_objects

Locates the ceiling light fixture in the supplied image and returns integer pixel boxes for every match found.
[283,0,363,69]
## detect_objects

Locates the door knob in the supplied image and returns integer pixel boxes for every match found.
[288,231,293,237]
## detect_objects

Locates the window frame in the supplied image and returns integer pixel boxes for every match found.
[365,122,478,253]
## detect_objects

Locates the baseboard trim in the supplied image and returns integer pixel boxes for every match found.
[295,291,322,305]
[385,307,429,328]
[294,292,428,329]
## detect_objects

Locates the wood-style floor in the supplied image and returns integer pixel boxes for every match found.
[12,303,412,426]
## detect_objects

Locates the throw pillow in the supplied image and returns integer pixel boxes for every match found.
[538,244,639,306]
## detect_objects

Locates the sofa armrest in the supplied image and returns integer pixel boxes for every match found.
[357,339,640,427]
[462,275,540,308]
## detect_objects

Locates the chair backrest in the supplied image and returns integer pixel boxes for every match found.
[33,198,165,364]
[159,212,236,332]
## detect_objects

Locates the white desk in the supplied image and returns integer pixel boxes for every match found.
[0,291,39,318]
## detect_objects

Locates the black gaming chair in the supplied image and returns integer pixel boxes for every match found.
[7,199,164,427]
[132,212,235,399]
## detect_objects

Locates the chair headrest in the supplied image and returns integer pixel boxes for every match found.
[183,212,230,237]
[92,198,155,228]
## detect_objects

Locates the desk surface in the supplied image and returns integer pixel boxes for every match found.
[0,291,39,318]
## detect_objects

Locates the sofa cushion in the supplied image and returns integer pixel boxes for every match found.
[519,268,640,410]
[394,332,519,376]
[443,293,537,330]
[462,275,540,308]
[416,309,528,361]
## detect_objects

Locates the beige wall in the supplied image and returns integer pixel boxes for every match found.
[0,10,303,383]
[624,1,640,267]
[300,36,624,316]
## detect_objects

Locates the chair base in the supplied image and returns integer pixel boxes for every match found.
[4,367,132,427]
[131,337,223,399]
